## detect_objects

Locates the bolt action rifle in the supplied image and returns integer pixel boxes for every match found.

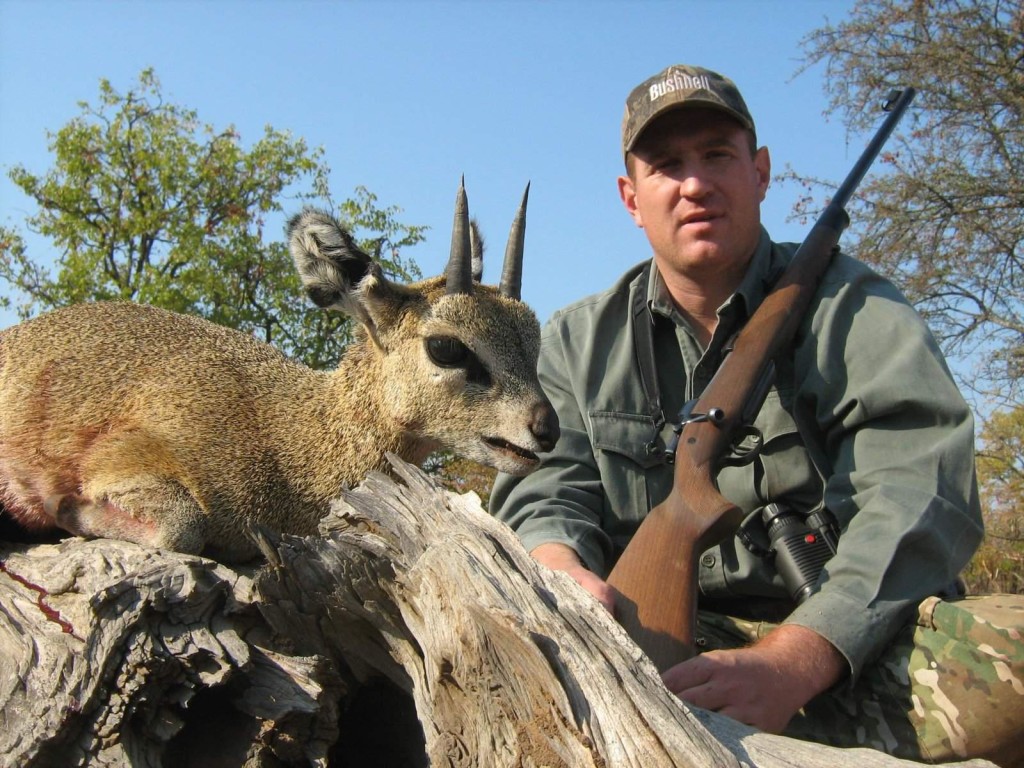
[606,88,917,672]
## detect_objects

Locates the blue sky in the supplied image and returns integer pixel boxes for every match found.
[0,0,862,330]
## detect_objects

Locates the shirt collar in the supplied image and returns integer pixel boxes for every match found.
[646,226,782,325]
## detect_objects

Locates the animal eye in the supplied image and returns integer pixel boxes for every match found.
[426,336,469,367]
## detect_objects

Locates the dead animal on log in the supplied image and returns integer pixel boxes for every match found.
[0,181,557,561]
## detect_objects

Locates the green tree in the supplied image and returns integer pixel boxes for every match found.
[791,0,1023,403]
[424,452,499,507]
[966,407,1024,593]
[0,69,426,369]
[794,0,1024,593]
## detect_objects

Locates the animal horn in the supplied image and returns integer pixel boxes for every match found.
[445,177,473,295]
[499,182,529,300]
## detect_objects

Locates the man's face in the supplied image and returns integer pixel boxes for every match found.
[618,109,770,287]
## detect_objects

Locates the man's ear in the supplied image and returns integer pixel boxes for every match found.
[618,174,644,228]
[755,145,771,202]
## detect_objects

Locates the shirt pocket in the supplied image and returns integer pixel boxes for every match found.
[589,411,669,532]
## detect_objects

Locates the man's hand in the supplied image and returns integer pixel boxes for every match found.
[661,623,847,733]
[530,542,616,613]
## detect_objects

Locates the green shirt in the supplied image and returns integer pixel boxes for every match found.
[490,228,982,681]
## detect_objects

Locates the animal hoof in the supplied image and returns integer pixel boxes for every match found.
[41,493,90,536]
[42,494,66,519]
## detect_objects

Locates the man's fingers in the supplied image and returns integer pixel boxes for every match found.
[661,647,803,733]
[661,656,712,694]
[672,681,732,713]
[565,566,616,613]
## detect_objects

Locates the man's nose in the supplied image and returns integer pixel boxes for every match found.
[677,169,713,198]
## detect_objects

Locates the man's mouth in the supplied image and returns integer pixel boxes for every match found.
[682,210,717,225]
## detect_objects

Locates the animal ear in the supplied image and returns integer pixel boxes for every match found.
[287,207,382,319]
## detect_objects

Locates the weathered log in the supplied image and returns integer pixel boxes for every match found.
[0,455,999,767]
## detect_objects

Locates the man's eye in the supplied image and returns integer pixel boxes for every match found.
[426,336,469,366]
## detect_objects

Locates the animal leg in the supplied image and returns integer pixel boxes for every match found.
[42,478,208,555]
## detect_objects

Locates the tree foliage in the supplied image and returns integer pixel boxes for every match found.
[794,0,1024,594]
[966,406,1024,592]
[423,452,499,507]
[0,69,427,369]
[791,0,1023,403]
[978,408,1024,515]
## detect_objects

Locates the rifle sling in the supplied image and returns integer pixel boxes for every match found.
[631,260,668,455]
[630,256,828,490]
[631,259,763,463]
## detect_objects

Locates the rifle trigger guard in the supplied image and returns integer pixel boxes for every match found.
[720,425,764,468]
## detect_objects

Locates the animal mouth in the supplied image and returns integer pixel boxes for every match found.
[483,436,539,464]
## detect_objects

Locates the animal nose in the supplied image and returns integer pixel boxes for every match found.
[530,401,560,452]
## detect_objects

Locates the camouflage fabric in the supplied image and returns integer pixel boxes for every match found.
[695,594,1024,766]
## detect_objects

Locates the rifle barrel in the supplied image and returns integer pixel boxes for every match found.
[831,87,917,214]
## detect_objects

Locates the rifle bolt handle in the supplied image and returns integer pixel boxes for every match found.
[681,407,725,427]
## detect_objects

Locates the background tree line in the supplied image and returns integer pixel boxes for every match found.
[0,0,1020,592]
[790,0,1023,592]
[0,68,427,371]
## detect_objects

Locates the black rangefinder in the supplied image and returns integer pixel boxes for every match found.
[762,503,837,604]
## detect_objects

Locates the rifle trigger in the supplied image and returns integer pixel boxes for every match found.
[721,425,764,468]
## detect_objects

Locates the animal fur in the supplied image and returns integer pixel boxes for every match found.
[0,199,557,561]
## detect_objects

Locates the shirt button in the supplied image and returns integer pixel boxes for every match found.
[701,553,716,568]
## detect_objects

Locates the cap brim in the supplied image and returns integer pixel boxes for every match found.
[625,99,754,154]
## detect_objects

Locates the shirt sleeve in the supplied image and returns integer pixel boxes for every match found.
[784,259,983,683]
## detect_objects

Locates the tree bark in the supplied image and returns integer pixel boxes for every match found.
[0,455,999,768]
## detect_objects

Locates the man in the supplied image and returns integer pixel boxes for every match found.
[490,64,1022,764]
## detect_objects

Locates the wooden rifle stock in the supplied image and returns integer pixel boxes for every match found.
[606,88,917,672]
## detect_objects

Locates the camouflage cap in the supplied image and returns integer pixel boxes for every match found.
[622,64,755,156]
